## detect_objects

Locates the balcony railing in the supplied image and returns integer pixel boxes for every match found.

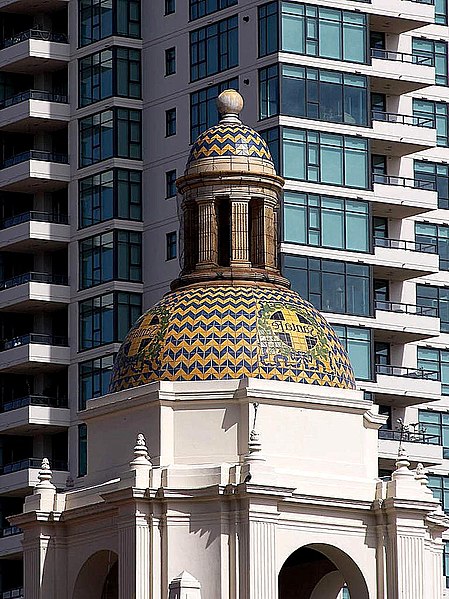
[0,150,68,169]
[0,90,68,110]
[0,29,68,49]
[0,211,68,229]
[0,458,67,475]
[371,110,434,127]
[406,0,434,4]
[0,272,68,290]
[374,300,438,317]
[2,588,23,599]
[1,395,68,412]
[375,364,439,379]
[373,237,437,253]
[373,173,436,189]
[370,48,434,65]
[0,333,68,351]
[1,525,21,537]
[378,428,440,443]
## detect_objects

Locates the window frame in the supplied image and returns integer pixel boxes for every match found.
[165,169,177,198]
[190,15,239,82]
[79,354,115,410]
[79,0,142,48]
[78,423,88,477]
[190,77,239,142]
[190,0,238,21]
[166,231,178,260]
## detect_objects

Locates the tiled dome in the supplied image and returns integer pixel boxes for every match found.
[109,284,356,393]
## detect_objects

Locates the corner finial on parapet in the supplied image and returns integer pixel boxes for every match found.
[415,462,428,486]
[131,433,151,466]
[36,457,55,490]
[216,89,244,124]
[246,403,264,462]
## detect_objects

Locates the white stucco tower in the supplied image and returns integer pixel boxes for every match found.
[10,91,449,599]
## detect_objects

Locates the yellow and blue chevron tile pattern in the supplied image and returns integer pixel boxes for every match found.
[109,285,356,393]
[187,123,273,164]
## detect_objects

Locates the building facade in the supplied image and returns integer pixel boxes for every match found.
[0,0,447,596]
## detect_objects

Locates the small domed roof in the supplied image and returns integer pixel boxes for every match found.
[187,90,273,166]
[109,284,356,393]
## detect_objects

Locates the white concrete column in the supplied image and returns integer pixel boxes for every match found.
[118,513,150,599]
[249,518,277,599]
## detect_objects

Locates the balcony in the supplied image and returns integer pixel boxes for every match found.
[370,49,435,94]
[0,0,67,11]
[378,428,443,466]
[371,111,436,155]
[362,364,441,406]
[0,211,69,251]
[0,333,69,373]
[0,395,69,435]
[374,300,440,342]
[0,90,69,133]
[1,588,23,599]
[0,458,68,496]
[372,174,438,217]
[0,151,70,192]
[0,526,22,557]
[0,272,69,312]
[373,236,439,279]
[0,30,69,74]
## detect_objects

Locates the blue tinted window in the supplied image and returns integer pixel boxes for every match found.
[190,0,238,20]
[190,77,238,141]
[332,324,372,380]
[259,2,278,57]
[190,16,238,81]
[79,0,140,47]
[79,354,115,410]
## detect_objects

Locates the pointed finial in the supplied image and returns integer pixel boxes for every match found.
[131,433,151,466]
[415,462,428,486]
[246,403,264,461]
[36,457,55,489]
[216,89,244,123]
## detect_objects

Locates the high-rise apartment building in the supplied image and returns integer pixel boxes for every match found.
[0,0,447,595]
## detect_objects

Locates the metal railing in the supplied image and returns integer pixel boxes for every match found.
[0,272,67,290]
[1,525,22,537]
[372,173,419,187]
[0,211,68,229]
[374,300,438,317]
[373,236,437,253]
[0,150,68,169]
[370,48,434,65]
[0,89,67,110]
[0,458,67,475]
[406,0,434,4]
[0,333,68,351]
[1,29,68,49]
[378,428,440,443]
[371,110,434,127]
[1,395,68,412]
[2,588,23,599]
[375,363,439,379]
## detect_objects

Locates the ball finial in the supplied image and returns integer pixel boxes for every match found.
[216,89,244,117]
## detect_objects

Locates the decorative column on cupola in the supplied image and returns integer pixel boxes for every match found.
[173,89,289,290]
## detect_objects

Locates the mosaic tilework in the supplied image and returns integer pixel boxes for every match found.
[109,285,356,393]
[187,123,273,164]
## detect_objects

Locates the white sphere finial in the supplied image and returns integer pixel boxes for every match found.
[217,90,244,122]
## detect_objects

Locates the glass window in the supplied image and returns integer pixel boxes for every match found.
[436,0,448,25]
[166,231,177,260]
[79,291,142,350]
[283,254,372,316]
[166,108,177,136]
[259,2,278,57]
[260,127,280,171]
[417,347,448,393]
[427,475,449,512]
[332,324,372,380]
[445,541,449,589]
[78,424,87,477]
[414,160,449,208]
[165,0,175,14]
[79,230,142,289]
[281,3,367,64]
[190,0,238,20]
[415,222,449,269]
[261,64,368,125]
[79,169,142,228]
[190,77,238,141]
[413,99,447,146]
[79,47,141,107]
[283,192,369,252]
[79,108,142,167]
[417,284,449,331]
[418,410,449,459]
[412,38,447,85]
[165,47,176,76]
[166,170,177,198]
[282,128,368,189]
[79,0,141,47]
[190,16,238,81]
[79,354,115,410]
